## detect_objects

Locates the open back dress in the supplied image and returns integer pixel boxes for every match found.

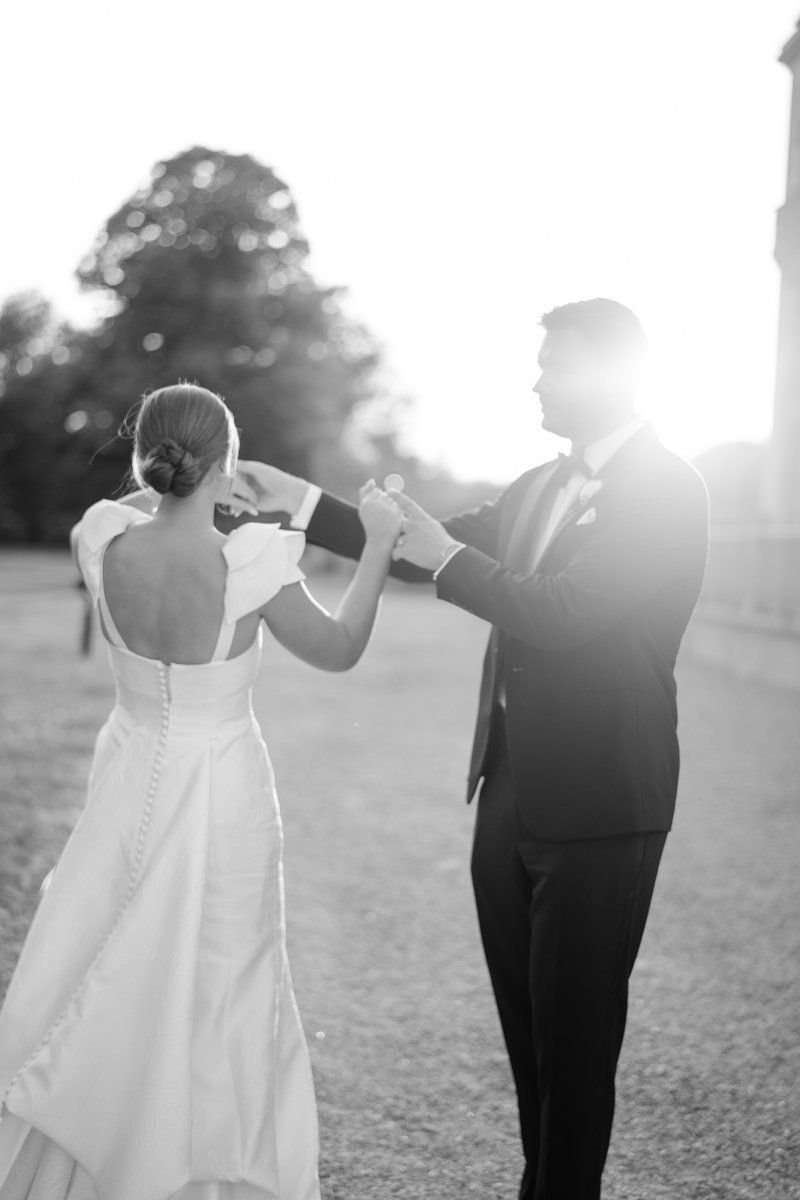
[0,499,321,1200]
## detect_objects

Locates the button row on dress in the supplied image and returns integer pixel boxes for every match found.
[4,669,175,1102]
[127,665,171,896]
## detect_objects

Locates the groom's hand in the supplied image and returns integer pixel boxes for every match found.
[389,491,454,569]
[234,461,310,517]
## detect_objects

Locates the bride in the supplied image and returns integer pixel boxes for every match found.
[0,383,403,1200]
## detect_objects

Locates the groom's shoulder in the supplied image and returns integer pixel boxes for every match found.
[618,434,709,535]
[641,437,708,504]
[487,460,557,511]
[482,463,550,515]
[506,460,555,495]
[611,426,706,500]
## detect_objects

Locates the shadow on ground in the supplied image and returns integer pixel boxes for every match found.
[0,551,798,1198]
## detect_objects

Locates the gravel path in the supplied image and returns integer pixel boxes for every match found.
[0,557,798,1198]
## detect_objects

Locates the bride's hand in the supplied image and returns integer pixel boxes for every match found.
[358,481,403,548]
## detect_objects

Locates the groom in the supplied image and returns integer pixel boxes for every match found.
[237,299,709,1199]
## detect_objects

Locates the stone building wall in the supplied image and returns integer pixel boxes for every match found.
[684,18,800,690]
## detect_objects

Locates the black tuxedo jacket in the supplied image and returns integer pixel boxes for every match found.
[305,424,709,840]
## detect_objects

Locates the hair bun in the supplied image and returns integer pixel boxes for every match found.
[140,437,204,497]
[132,383,238,499]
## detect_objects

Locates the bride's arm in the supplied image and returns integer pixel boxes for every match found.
[259,487,402,672]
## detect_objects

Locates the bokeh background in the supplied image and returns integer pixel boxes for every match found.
[1,0,799,540]
[1,4,800,1197]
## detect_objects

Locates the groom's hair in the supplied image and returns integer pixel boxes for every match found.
[540,299,647,364]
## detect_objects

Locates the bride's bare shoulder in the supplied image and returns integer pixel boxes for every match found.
[106,518,227,572]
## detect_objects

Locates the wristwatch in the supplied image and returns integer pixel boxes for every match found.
[433,540,466,581]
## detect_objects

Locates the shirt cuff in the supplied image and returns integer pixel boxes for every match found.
[432,541,466,581]
[289,483,322,530]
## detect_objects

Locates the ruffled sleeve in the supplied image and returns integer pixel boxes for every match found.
[74,499,152,607]
[222,522,306,624]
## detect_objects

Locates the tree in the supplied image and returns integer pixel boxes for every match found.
[0,148,381,541]
[78,147,378,472]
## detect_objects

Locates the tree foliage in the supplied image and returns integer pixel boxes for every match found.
[0,148,380,541]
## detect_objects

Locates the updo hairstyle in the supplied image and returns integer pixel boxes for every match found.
[133,384,239,499]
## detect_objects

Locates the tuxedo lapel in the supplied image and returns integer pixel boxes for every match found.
[469,462,559,780]
[535,425,659,573]
[534,488,591,573]
[501,462,560,566]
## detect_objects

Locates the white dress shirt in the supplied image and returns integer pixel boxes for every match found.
[289,483,322,530]
[526,414,647,573]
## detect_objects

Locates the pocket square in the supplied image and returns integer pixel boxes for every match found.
[575,507,597,525]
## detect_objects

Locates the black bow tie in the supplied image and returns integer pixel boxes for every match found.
[552,453,592,485]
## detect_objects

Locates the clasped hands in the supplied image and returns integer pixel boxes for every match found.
[359,480,455,569]
[231,460,455,571]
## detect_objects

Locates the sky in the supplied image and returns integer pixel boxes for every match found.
[2,0,798,482]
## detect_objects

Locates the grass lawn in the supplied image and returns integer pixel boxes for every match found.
[0,549,798,1198]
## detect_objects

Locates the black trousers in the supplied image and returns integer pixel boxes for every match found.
[471,711,666,1200]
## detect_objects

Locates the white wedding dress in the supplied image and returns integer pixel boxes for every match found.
[0,501,321,1200]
